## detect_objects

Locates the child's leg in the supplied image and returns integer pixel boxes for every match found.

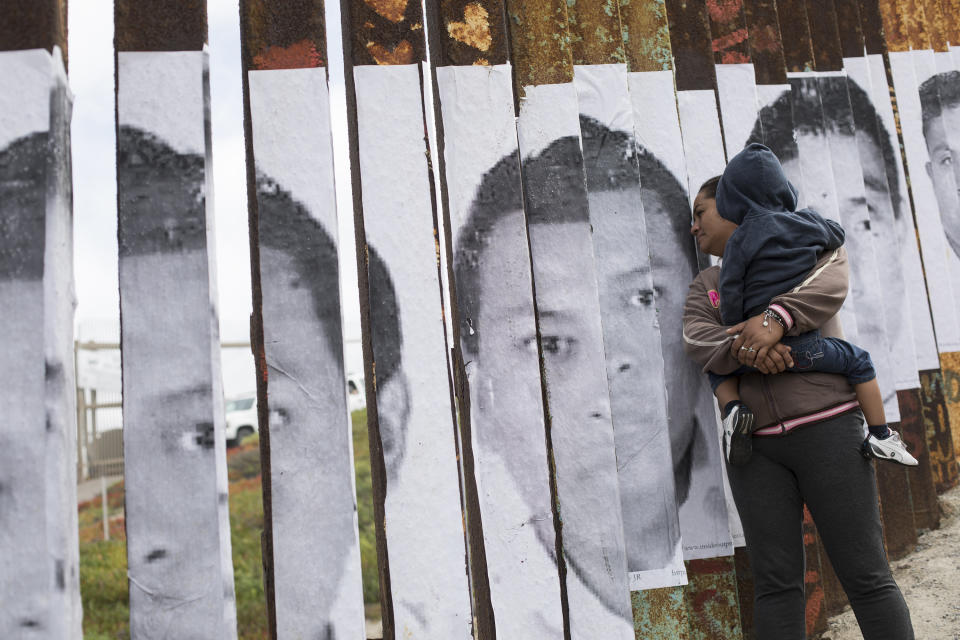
[854,378,887,433]
[714,377,741,412]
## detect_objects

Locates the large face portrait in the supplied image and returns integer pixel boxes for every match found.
[579,117,684,572]
[456,140,632,618]
[920,71,960,258]
[116,124,236,632]
[748,79,910,407]
[255,173,373,635]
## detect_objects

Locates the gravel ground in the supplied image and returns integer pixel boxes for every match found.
[820,483,960,639]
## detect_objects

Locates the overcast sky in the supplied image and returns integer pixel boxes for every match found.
[68,0,363,396]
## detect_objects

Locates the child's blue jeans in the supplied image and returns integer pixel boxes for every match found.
[708,329,876,392]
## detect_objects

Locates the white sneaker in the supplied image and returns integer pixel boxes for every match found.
[862,431,919,466]
[722,403,755,466]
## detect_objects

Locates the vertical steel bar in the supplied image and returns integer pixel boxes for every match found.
[337,1,474,638]
[237,3,372,638]
[114,2,237,636]
[0,1,81,636]
[502,1,636,636]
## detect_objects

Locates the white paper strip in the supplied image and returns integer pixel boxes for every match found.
[516,81,633,640]
[354,63,473,639]
[845,56,922,392]
[889,51,960,353]
[628,70,736,560]
[715,63,761,157]
[0,46,82,639]
[249,67,366,639]
[117,50,236,638]
[573,63,687,590]
[867,54,938,374]
[436,63,567,637]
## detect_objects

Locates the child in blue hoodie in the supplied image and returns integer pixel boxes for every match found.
[692,143,916,467]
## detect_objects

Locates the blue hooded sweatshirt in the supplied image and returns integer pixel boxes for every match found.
[716,143,845,325]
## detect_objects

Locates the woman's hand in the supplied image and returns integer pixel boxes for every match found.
[727,313,787,368]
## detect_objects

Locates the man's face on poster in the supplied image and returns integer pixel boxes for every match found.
[924,104,960,256]
[589,187,685,568]
[781,127,905,346]
[468,209,626,610]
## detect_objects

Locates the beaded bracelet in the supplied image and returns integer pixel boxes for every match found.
[762,307,786,331]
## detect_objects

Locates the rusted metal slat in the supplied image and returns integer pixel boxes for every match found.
[860,0,960,495]
[662,2,745,637]
[340,1,476,637]
[502,1,637,637]
[238,3,378,639]
[0,1,80,636]
[114,1,238,637]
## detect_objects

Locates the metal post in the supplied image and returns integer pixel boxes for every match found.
[101,474,109,541]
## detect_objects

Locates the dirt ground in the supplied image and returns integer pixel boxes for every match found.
[820,483,960,639]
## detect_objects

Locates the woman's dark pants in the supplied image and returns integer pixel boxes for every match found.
[726,410,914,639]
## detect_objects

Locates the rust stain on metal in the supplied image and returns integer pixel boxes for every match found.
[858,0,889,54]
[919,368,960,493]
[806,0,845,71]
[1,0,68,64]
[685,558,744,639]
[940,0,960,45]
[875,0,910,51]
[900,0,932,49]
[346,0,425,65]
[706,0,751,64]
[365,39,415,64]
[665,0,718,91]
[364,0,408,23]
[937,352,960,484]
[566,0,627,65]
[503,0,574,89]
[801,507,827,636]
[446,3,493,52]
[875,461,918,560]
[732,549,754,639]
[435,0,508,66]
[776,0,816,71]
[252,40,324,69]
[618,0,673,72]
[918,0,949,50]
[834,0,866,59]
[241,0,328,69]
[632,586,690,638]
[115,0,207,51]
[897,388,941,530]
[742,0,787,85]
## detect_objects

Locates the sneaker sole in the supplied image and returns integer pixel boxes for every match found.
[728,410,756,466]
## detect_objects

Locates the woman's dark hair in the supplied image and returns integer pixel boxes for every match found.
[697,175,721,200]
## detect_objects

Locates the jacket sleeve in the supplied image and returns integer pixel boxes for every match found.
[683,273,743,375]
[717,232,747,325]
[769,247,849,335]
[799,209,846,251]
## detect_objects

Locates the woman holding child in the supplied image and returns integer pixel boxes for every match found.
[682,144,914,639]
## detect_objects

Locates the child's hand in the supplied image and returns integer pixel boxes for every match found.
[728,313,785,366]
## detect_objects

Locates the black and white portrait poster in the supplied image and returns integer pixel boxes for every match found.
[248,67,367,639]
[0,46,82,638]
[629,68,737,561]
[789,72,899,419]
[353,63,473,637]
[436,63,567,637]
[572,63,686,591]
[888,51,960,354]
[117,50,236,638]
[866,52,939,376]
[515,80,633,638]
[844,56,924,392]
[715,63,761,157]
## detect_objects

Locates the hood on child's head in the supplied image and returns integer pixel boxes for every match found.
[716,142,799,225]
